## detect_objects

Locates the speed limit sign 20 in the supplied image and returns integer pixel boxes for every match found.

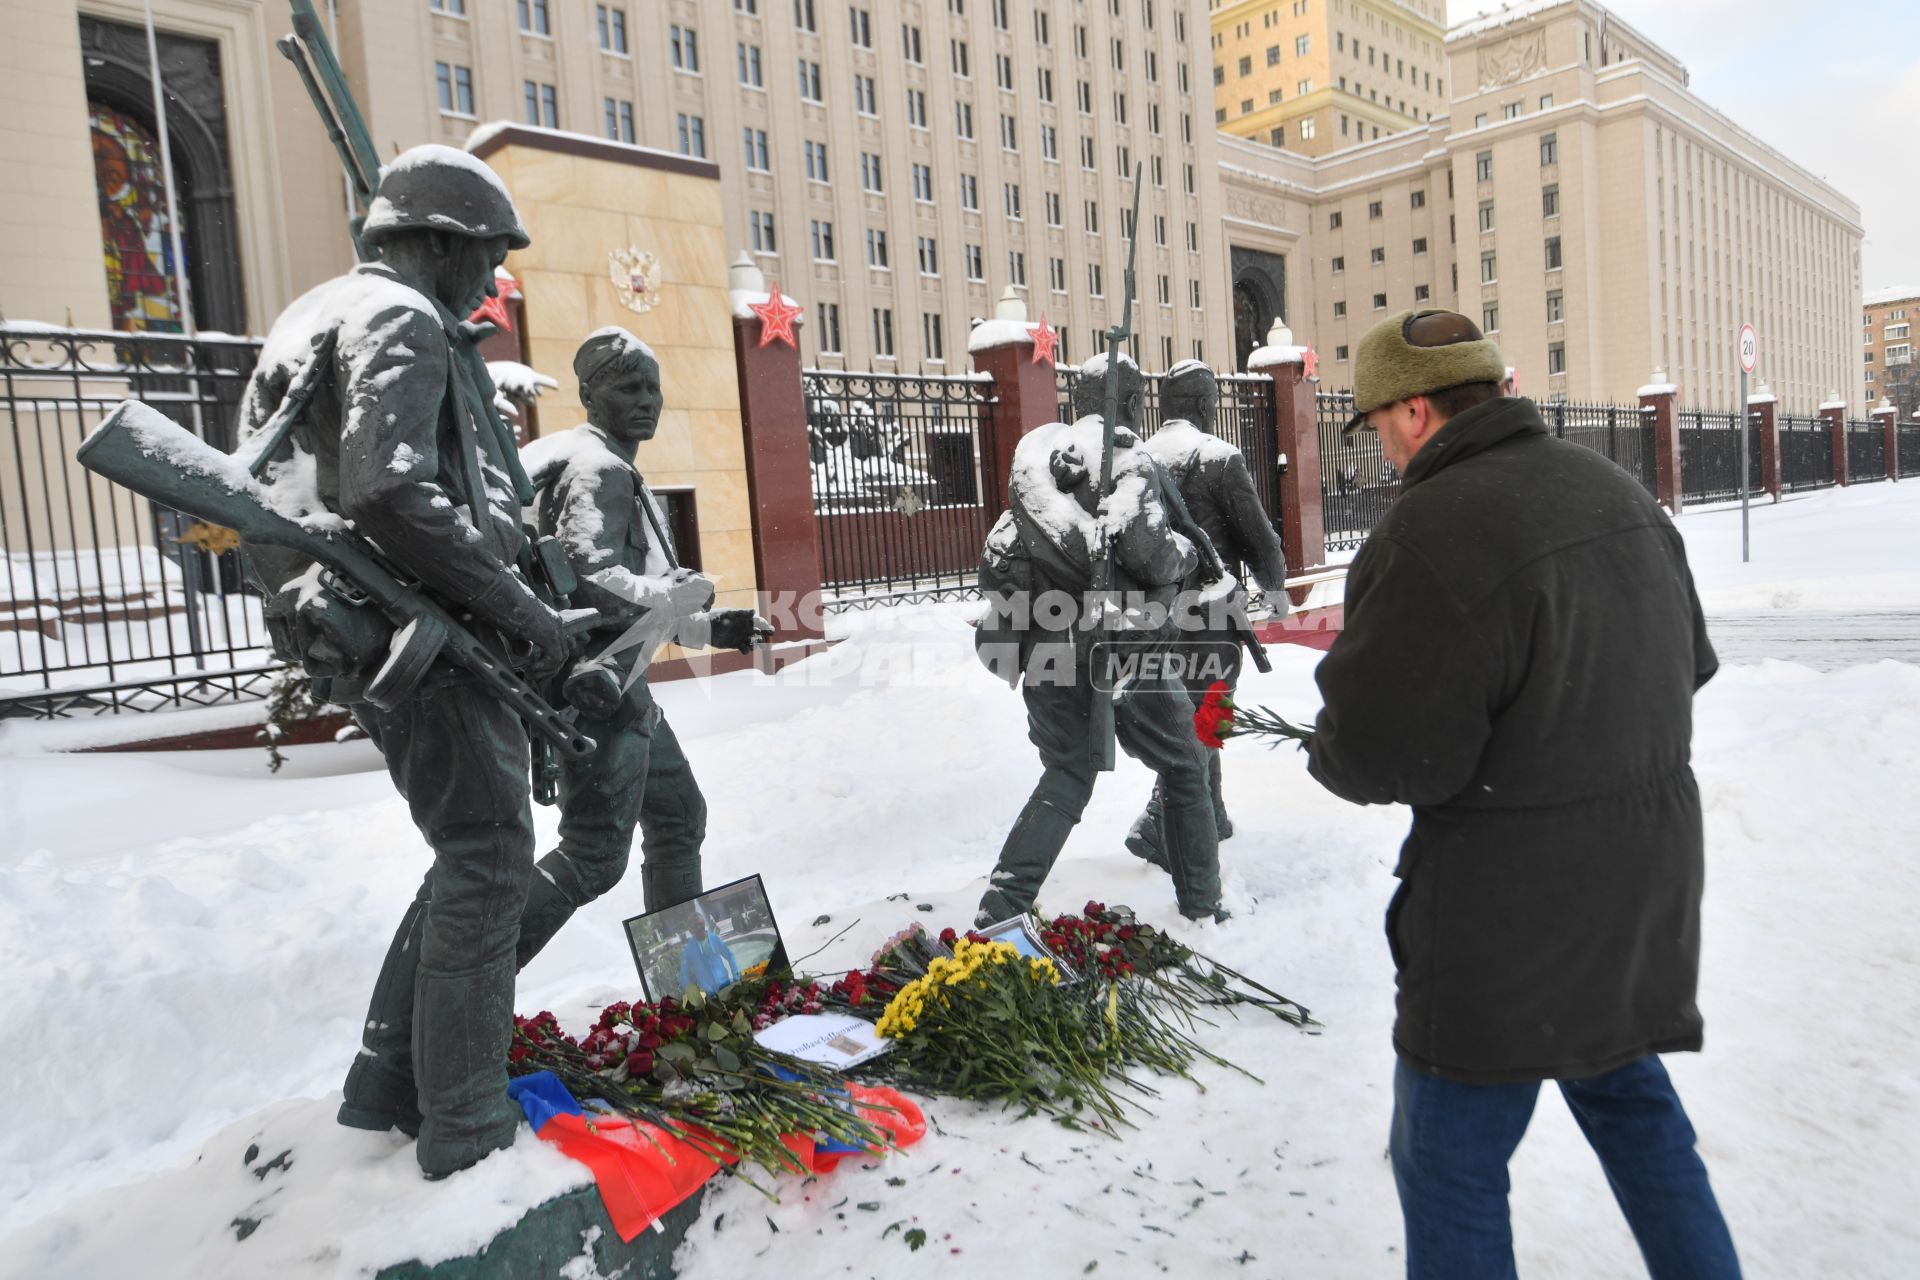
[1738,323,1758,374]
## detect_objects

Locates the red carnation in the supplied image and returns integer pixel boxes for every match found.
[938,927,959,948]
[1084,901,1106,918]
[626,1049,654,1076]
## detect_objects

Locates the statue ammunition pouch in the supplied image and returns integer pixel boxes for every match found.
[265,571,397,704]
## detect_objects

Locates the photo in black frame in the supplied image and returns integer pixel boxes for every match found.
[622,874,790,1003]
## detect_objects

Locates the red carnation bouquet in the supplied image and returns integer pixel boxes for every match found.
[1193,681,1315,751]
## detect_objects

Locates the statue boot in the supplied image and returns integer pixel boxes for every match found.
[413,951,523,1179]
[975,797,1079,926]
[1161,798,1228,923]
[1127,758,1232,870]
[337,895,426,1137]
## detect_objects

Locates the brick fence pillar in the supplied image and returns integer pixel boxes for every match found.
[729,256,824,640]
[1873,403,1899,482]
[1749,390,1780,503]
[1639,374,1682,514]
[1248,321,1325,601]
[968,288,1063,517]
[1821,400,1850,486]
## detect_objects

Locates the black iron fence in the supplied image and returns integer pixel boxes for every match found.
[1314,390,1397,553]
[1900,424,1920,479]
[1,325,277,719]
[1778,415,1834,493]
[1847,420,1888,484]
[1545,401,1659,496]
[1677,408,1749,506]
[804,370,999,602]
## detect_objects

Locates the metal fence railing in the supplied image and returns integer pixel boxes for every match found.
[1,325,278,719]
[1900,424,1920,479]
[1314,390,1396,552]
[1545,401,1659,497]
[1778,415,1835,493]
[1677,408,1748,506]
[804,370,999,603]
[1847,420,1888,484]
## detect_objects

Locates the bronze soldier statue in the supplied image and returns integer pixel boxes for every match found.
[234,146,568,1178]
[973,353,1227,925]
[1128,360,1290,864]
[516,327,772,960]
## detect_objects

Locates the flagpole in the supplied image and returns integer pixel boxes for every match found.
[142,0,195,335]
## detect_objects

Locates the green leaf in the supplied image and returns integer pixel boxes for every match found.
[856,1202,881,1212]
[659,1042,697,1065]
[706,1022,728,1043]
[904,1228,928,1251]
[714,1044,742,1072]
[731,1010,754,1036]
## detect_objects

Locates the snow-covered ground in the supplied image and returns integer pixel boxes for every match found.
[2,483,1918,1278]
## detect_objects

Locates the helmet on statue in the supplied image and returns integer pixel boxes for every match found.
[361,144,530,249]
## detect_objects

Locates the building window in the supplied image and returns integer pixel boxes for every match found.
[596,5,628,53]
[1482,303,1499,333]
[872,307,894,357]
[1045,191,1062,226]
[1296,34,1310,56]
[959,174,978,210]
[1008,250,1026,286]
[1475,150,1493,182]
[1089,263,1104,297]
[1003,183,1022,219]
[808,141,834,184]
[1478,200,1495,233]
[431,0,467,13]
[1299,117,1315,140]
[1546,290,1564,323]
[922,312,943,360]
[517,0,551,36]
[910,90,931,129]
[865,227,889,269]
[435,62,474,115]
[1040,122,1057,161]
[1190,279,1203,308]
[1238,56,1251,76]
[521,81,558,128]
[809,219,835,261]
[1000,114,1019,151]
[860,150,884,191]
[1542,184,1559,218]
[603,98,634,142]
[1331,256,1345,274]
[1329,211,1342,230]
[676,113,706,157]
[738,42,764,87]
[749,210,776,254]
[795,0,815,29]
[744,127,770,171]
[1372,293,1387,310]
[1413,284,1430,301]
[1368,200,1383,219]
[1335,345,1349,361]
[1370,247,1385,264]
[798,60,823,101]
[912,163,933,202]
[1412,237,1428,255]
[1540,132,1559,166]
[1481,251,1496,284]
[1411,190,1426,209]
[854,74,878,115]
[818,301,842,354]
[965,243,984,280]
[917,236,939,275]
[1547,341,1566,375]
[1332,300,1346,318]
[1503,102,1520,120]
[903,22,923,63]
[669,24,699,71]
[849,6,872,47]
[1540,94,1554,109]
[1545,237,1562,271]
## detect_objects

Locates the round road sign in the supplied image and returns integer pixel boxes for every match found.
[1738,323,1758,374]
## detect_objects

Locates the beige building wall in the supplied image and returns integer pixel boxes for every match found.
[477,132,758,611]
[1218,0,1863,411]
[1863,290,1919,415]
[1213,0,1447,158]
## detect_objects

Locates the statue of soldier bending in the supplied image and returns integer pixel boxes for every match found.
[1129,360,1290,864]
[515,327,772,959]
[974,353,1227,925]
[234,146,568,1178]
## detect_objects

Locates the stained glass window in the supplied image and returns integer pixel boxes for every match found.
[89,103,185,333]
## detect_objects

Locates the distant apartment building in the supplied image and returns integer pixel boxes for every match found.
[1211,0,1448,157]
[1217,0,1864,409]
[1863,287,1918,417]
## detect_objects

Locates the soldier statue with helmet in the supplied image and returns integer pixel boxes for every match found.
[232,144,572,1178]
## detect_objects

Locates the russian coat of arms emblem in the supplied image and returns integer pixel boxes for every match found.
[609,246,663,314]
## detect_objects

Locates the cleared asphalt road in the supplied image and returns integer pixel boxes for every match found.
[1705,610,1920,671]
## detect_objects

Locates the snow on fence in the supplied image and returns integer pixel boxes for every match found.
[0,325,274,718]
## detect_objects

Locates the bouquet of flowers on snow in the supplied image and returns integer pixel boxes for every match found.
[509,975,895,1187]
[1193,681,1316,751]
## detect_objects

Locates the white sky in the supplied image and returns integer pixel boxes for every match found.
[1447,0,1920,295]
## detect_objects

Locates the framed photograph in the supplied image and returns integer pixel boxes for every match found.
[622,874,789,1003]
[976,913,1073,981]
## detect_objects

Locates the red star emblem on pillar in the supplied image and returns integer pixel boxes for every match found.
[750,283,802,349]
[1302,344,1319,379]
[469,271,517,332]
[1030,315,1059,366]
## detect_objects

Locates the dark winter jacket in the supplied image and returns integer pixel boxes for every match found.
[1306,397,1718,1084]
[1143,420,1289,593]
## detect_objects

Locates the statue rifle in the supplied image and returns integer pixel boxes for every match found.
[77,400,596,763]
[278,0,382,259]
[1086,163,1145,773]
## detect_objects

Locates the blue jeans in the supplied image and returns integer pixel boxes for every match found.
[1389,1055,1741,1279]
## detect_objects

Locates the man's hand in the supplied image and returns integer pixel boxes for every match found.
[562,658,623,717]
[703,609,776,654]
